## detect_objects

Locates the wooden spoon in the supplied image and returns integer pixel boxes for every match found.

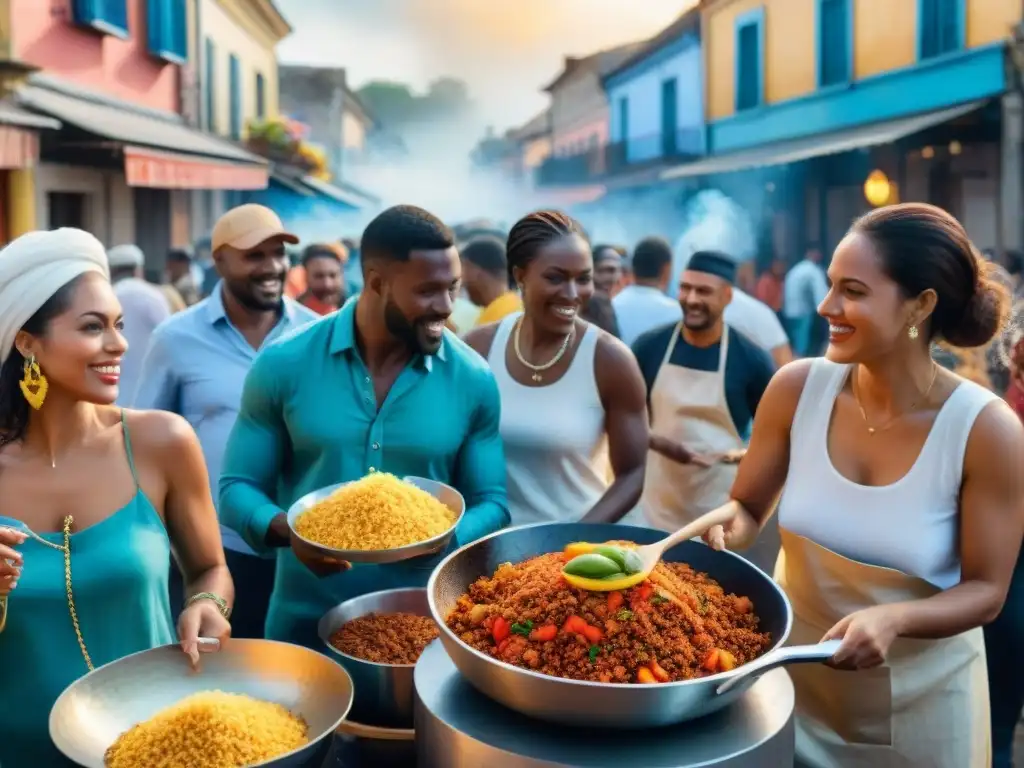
[562,505,737,592]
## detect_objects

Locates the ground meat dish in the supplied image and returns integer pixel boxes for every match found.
[330,612,439,665]
[446,552,772,684]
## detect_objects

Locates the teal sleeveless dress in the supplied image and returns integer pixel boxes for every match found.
[0,413,176,766]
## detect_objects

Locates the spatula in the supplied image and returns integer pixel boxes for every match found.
[561,504,737,592]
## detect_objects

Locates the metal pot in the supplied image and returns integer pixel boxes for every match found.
[319,588,434,728]
[49,639,354,767]
[427,523,837,729]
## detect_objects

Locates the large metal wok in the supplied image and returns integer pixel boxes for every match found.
[427,523,838,729]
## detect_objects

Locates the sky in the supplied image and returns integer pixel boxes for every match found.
[274,0,692,132]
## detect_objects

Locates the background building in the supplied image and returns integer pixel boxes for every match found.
[188,0,289,239]
[3,0,266,262]
[662,0,1024,261]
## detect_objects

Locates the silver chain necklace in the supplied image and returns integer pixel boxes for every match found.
[513,316,575,382]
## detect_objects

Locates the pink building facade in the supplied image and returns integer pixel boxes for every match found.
[12,0,180,111]
[3,0,266,257]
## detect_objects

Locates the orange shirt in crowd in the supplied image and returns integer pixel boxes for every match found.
[300,293,338,316]
[285,265,307,299]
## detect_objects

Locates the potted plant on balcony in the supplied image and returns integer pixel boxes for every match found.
[245,117,329,178]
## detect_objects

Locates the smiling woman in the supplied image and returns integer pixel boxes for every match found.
[463,210,649,528]
[693,203,1024,768]
[0,228,233,768]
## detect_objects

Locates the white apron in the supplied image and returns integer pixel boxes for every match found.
[641,323,744,531]
[776,527,991,768]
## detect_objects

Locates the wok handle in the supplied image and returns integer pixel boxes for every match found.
[716,639,841,695]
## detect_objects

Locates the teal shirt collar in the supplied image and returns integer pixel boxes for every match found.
[329,296,448,369]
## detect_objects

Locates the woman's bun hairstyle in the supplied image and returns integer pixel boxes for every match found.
[852,203,1010,348]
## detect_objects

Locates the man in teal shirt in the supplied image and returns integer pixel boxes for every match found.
[219,205,509,645]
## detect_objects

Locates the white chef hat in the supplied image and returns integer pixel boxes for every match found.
[0,228,110,364]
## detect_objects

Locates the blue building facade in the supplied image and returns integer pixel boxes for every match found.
[603,10,705,170]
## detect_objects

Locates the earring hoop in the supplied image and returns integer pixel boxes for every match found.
[908,325,919,340]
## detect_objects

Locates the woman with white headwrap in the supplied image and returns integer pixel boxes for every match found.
[0,229,233,766]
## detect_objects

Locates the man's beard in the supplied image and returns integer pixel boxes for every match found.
[384,299,444,356]
[226,273,284,311]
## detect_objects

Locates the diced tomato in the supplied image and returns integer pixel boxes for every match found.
[529,624,557,642]
[718,650,737,671]
[581,624,603,644]
[497,639,509,655]
[637,583,654,601]
[649,660,670,683]
[492,616,511,644]
[702,649,720,672]
[733,596,753,614]
[607,591,624,612]
[636,667,657,684]
[562,615,588,635]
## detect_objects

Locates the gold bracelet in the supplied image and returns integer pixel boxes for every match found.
[184,591,231,619]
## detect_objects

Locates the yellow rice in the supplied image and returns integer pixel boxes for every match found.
[104,690,308,768]
[294,472,456,551]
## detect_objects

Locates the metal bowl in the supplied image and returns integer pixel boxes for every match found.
[49,639,355,768]
[319,588,435,728]
[428,522,837,729]
[288,475,465,564]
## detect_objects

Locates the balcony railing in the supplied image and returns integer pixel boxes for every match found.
[537,127,703,187]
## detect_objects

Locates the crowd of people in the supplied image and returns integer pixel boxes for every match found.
[0,199,1022,768]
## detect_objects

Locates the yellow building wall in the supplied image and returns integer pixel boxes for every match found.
[706,0,1023,122]
[967,0,1022,48]
[852,0,915,78]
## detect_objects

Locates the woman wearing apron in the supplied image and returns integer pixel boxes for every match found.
[695,203,1024,767]
[463,210,649,526]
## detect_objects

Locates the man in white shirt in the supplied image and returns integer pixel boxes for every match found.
[783,245,829,356]
[613,236,682,346]
[107,244,172,406]
[724,288,794,368]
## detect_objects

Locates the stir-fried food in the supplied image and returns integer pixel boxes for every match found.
[330,612,439,665]
[295,473,456,551]
[446,547,771,684]
[104,691,308,768]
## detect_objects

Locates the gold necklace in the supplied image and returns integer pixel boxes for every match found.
[7,516,93,670]
[852,364,939,436]
[513,316,575,382]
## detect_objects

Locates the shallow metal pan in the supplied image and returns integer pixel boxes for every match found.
[49,638,354,767]
[288,475,464,565]
[428,523,837,729]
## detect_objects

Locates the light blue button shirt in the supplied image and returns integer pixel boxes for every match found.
[218,297,510,645]
[132,284,319,553]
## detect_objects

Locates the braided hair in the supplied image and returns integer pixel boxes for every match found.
[505,210,587,287]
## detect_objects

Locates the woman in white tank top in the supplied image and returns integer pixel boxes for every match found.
[463,211,649,526]
[693,204,1024,768]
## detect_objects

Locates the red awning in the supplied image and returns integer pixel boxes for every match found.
[0,126,40,169]
[124,146,269,191]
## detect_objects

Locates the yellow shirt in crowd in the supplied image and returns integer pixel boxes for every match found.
[475,291,523,327]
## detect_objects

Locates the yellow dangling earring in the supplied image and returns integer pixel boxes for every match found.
[19,355,48,410]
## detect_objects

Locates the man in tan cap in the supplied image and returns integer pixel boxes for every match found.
[134,203,319,639]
